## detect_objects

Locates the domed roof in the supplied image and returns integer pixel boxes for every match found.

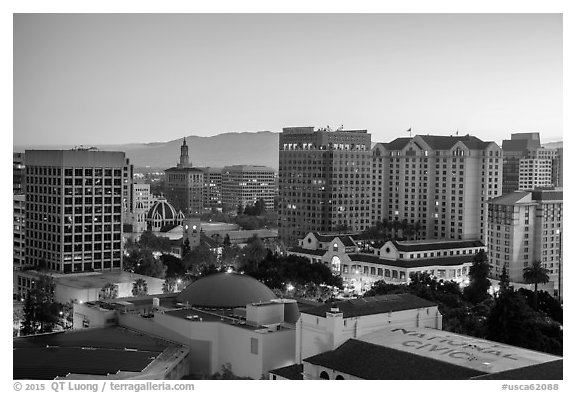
[147,197,177,221]
[177,273,277,308]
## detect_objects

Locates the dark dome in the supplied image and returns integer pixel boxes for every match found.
[177,273,277,308]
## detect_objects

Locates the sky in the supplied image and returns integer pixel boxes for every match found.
[13,13,563,146]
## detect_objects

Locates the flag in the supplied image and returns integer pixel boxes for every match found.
[407,128,411,133]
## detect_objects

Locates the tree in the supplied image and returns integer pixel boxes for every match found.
[237,204,244,216]
[223,234,231,247]
[162,277,177,294]
[246,253,343,291]
[463,250,491,304]
[183,243,218,272]
[138,230,171,253]
[160,253,186,278]
[20,275,59,335]
[333,223,349,234]
[221,243,242,268]
[486,289,562,355]
[239,235,268,271]
[523,260,550,309]
[99,283,118,300]
[517,288,562,324]
[125,249,167,278]
[498,266,511,294]
[132,278,148,296]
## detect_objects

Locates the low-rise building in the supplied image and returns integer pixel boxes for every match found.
[295,294,442,363]
[289,232,485,293]
[297,326,562,380]
[13,326,190,380]
[14,270,165,304]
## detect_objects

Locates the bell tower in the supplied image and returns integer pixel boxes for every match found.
[179,137,190,168]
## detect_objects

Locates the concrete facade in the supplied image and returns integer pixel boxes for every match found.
[372,134,502,242]
[221,165,275,211]
[24,149,130,273]
[279,126,373,244]
[486,189,562,295]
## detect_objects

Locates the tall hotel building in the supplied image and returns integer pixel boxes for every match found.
[222,165,275,211]
[278,127,372,244]
[24,149,130,273]
[372,135,502,241]
[486,189,562,295]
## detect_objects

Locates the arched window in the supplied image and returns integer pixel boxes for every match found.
[335,375,345,380]
[320,371,330,380]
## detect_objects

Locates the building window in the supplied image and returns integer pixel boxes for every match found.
[250,338,258,355]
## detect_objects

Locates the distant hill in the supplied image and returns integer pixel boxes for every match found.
[14,131,280,169]
[541,141,563,150]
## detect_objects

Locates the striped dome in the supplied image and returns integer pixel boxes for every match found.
[147,197,177,221]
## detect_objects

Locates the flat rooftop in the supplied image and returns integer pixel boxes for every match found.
[54,271,162,290]
[302,294,437,318]
[164,308,290,332]
[13,327,185,380]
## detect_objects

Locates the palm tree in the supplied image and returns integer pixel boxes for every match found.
[132,278,148,297]
[99,283,118,300]
[523,260,550,309]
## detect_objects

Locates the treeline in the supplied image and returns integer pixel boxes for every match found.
[364,251,562,356]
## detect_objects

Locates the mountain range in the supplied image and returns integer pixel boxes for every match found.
[14,131,281,170]
[14,131,563,171]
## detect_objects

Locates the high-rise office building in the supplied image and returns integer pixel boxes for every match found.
[518,158,553,190]
[14,152,26,269]
[222,165,275,211]
[13,152,25,194]
[278,126,372,244]
[165,139,205,215]
[24,149,129,273]
[14,193,26,268]
[199,167,223,209]
[502,133,562,193]
[502,133,541,194]
[371,134,502,241]
[486,189,562,296]
[556,148,563,187]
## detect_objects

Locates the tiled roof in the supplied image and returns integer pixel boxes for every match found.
[348,253,476,268]
[304,339,485,380]
[472,360,563,380]
[384,138,412,151]
[311,233,357,247]
[419,135,490,150]
[311,232,334,242]
[391,239,485,252]
[269,364,303,380]
[302,294,436,318]
[487,191,532,205]
[200,234,221,249]
[288,247,327,257]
